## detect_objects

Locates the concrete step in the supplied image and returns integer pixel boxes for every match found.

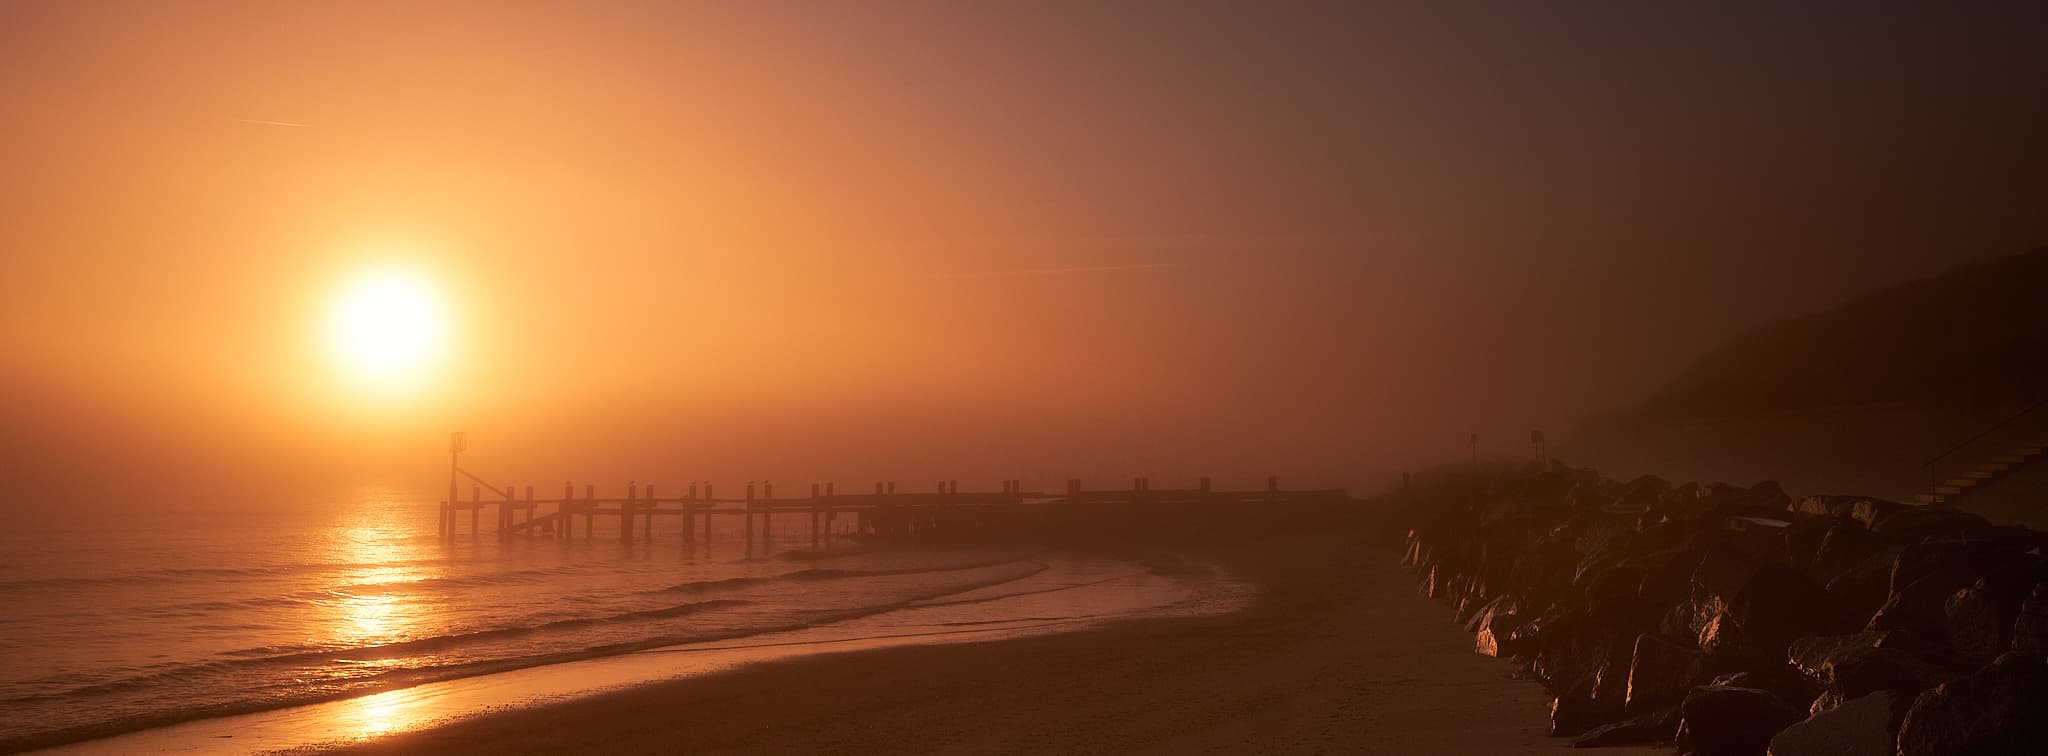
[2008,447,2044,456]
[1935,485,1965,495]
[1944,478,1985,489]
[1961,470,1998,479]
[1993,455,2030,464]
[1916,493,1947,504]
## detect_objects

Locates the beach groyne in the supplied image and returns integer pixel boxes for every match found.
[1395,462,2048,755]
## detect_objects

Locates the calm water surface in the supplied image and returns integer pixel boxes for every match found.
[0,487,1242,753]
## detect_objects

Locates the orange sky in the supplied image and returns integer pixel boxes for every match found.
[4,2,2045,501]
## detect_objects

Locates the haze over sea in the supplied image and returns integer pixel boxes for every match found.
[0,487,1241,753]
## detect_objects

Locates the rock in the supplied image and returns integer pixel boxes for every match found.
[1870,505,1991,546]
[1551,693,1620,738]
[1787,631,1952,715]
[1575,705,1679,748]
[1744,481,1791,512]
[1627,633,1711,713]
[1896,652,2048,755]
[1846,499,1902,532]
[1871,540,2034,641]
[1784,515,1839,576]
[1727,562,1853,658]
[1675,685,1802,756]
[1709,667,1816,716]
[1765,690,1896,756]
[1810,519,1880,583]
[2015,581,2048,659]
[1824,546,1904,622]
[1945,555,2044,661]
[1532,610,1629,700]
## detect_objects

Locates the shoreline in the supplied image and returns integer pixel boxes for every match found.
[27,549,1231,755]
[321,529,1657,755]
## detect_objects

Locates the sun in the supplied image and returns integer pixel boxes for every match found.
[324,265,449,392]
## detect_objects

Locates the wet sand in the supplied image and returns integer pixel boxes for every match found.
[327,530,1660,755]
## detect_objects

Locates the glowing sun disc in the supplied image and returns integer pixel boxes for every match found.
[325,266,448,390]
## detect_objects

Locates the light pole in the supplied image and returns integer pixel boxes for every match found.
[445,431,466,539]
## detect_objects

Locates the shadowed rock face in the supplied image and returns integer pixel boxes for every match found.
[1767,690,1896,756]
[1895,653,2048,755]
[1396,461,2048,753]
[1676,684,1802,756]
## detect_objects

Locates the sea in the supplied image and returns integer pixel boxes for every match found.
[0,486,1249,753]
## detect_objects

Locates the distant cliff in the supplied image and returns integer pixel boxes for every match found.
[1568,246,2048,499]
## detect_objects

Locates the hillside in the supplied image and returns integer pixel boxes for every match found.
[1569,246,2048,499]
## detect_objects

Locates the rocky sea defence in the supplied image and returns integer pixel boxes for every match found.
[1396,462,2048,755]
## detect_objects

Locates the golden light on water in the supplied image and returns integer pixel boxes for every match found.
[323,264,450,395]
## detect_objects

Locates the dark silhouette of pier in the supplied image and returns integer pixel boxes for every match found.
[441,434,1350,545]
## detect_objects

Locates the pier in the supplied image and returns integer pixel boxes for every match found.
[440,434,1351,545]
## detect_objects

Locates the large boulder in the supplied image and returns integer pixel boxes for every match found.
[1871,540,2036,642]
[1727,562,1855,659]
[1627,633,1713,713]
[2014,581,2048,659]
[1575,705,1680,748]
[1532,606,1642,704]
[1947,575,2034,662]
[1765,690,1897,756]
[1895,652,2048,755]
[1674,684,1802,756]
[1787,631,1953,715]
[1809,519,1881,583]
[1550,693,1621,738]
[1869,505,1991,546]
[1743,481,1792,512]
[1825,546,1906,622]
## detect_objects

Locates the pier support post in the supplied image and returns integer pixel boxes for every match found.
[684,482,697,543]
[703,483,714,543]
[824,483,835,540]
[500,486,514,539]
[562,483,574,539]
[643,484,655,543]
[1268,475,1279,506]
[622,482,638,543]
[584,484,595,538]
[744,482,756,545]
[762,481,773,547]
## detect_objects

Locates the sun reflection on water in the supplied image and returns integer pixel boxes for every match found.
[318,487,442,652]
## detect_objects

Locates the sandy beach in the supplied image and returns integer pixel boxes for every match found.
[325,527,1660,755]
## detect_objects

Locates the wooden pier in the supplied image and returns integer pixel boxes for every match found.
[440,437,1348,546]
[440,474,1349,545]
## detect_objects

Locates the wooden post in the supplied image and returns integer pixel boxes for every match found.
[562,483,574,539]
[643,483,655,543]
[621,482,637,543]
[470,484,480,535]
[524,485,535,534]
[824,482,835,541]
[584,484,595,538]
[810,483,821,546]
[500,485,514,538]
[744,481,756,545]
[762,481,773,548]
[1199,476,1211,495]
[1268,475,1279,506]
[702,483,714,543]
[684,482,697,543]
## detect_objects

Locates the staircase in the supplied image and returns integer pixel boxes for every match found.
[1917,439,2048,504]
[1918,397,2048,505]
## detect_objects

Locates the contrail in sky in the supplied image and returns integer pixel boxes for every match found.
[230,117,310,128]
[945,262,1185,279]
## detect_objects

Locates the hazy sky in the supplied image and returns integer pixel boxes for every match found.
[3,2,2045,499]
